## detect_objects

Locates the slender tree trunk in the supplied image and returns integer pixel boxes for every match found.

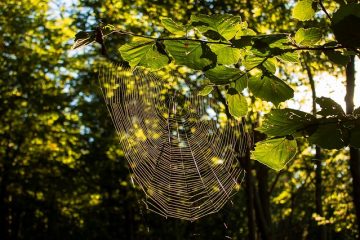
[314,146,326,239]
[303,54,326,240]
[241,140,256,240]
[0,136,12,240]
[345,55,360,237]
[0,169,10,240]
[255,163,272,240]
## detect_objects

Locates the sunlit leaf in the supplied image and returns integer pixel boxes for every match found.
[71,31,95,50]
[234,74,248,92]
[248,73,294,105]
[251,137,297,171]
[235,28,256,38]
[205,66,244,85]
[226,88,248,119]
[292,0,316,21]
[263,58,277,74]
[277,52,299,63]
[160,17,187,35]
[209,44,241,65]
[257,109,316,137]
[295,28,322,46]
[119,37,169,69]
[164,40,214,70]
[198,85,214,96]
[191,14,242,40]
[243,55,266,69]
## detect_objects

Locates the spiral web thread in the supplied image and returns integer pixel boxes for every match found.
[99,64,247,221]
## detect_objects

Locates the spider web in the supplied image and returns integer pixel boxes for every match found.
[99,63,247,221]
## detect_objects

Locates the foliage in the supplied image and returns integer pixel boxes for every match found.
[119,37,169,69]
[254,97,360,169]
[1,0,360,239]
[292,0,316,21]
[331,3,360,48]
[251,137,297,171]
[72,1,359,172]
[226,88,248,119]
[294,28,322,46]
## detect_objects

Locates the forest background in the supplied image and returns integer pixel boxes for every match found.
[1,0,360,239]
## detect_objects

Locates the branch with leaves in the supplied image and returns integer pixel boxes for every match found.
[71,1,360,172]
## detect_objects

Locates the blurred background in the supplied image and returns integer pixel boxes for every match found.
[1,0,359,239]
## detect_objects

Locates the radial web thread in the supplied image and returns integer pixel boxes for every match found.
[99,64,247,221]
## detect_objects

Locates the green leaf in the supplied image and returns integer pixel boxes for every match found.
[119,37,169,69]
[292,0,316,21]
[235,28,256,38]
[198,85,214,96]
[249,73,294,105]
[331,3,360,48]
[250,34,291,57]
[71,31,95,50]
[234,74,248,92]
[295,28,322,46]
[164,40,214,70]
[243,56,266,69]
[209,44,241,65]
[308,123,345,149]
[231,34,289,54]
[263,58,277,74]
[316,97,345,117]
[251,138,297,171]
[226,88,248,119]
[277,52,299,63]
[191,14,242,40]
[257,109,316,137]
[205,66,243,85]
[231,36,254,49]
[325,51,350,66]
[160,17,187,35]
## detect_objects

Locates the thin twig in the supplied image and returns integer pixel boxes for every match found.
[319,0,332,21]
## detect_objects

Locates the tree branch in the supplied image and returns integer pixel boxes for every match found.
[319,0,332,21]
[106,29,349,52]
[109,30,231,45]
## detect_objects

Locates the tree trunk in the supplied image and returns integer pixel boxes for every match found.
[0,137,12,240]
[0,163,11,240]
[240,140,256,240]
[255,163,272,240]
[314,146,326,239]
[345,55,360,237]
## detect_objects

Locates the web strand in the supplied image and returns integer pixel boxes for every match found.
[99,63,247,221]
